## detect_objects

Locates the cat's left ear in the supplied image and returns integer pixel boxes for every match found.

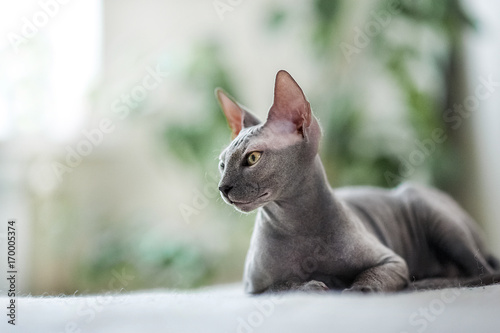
[216,88,261,139]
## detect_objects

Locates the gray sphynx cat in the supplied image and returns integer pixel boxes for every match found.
[216,70,500,293]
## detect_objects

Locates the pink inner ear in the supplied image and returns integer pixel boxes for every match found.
[217,90,243,138]
[267,71,311,133]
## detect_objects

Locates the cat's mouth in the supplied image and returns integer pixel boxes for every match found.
[229,192,270,212]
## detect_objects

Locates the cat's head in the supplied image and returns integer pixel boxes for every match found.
[216,70,321,212]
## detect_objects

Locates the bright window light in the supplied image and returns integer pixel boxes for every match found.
[0,0,102,142]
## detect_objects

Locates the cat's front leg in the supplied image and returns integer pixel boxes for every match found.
[344,256,409,293]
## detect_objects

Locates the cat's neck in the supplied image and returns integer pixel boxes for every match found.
[259,155,348,236]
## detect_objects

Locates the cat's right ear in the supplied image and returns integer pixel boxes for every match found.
[215,88,261,139]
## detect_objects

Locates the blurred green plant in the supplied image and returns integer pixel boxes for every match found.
[161,41,236,171]
[309,0,473,190]
[78,227,216,292]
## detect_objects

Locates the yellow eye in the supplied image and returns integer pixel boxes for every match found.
[247,152,262,166]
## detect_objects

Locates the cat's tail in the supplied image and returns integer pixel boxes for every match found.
[407,273,500,291]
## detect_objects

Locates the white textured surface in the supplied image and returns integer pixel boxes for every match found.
[2,284,500,333]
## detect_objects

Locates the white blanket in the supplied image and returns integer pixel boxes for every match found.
[2,284,500,333]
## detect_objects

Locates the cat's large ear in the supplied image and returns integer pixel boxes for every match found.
[267,70,312,138]
[216,88,261,139]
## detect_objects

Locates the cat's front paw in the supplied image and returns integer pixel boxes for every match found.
[298,280,329,292]
[342,285,380,294]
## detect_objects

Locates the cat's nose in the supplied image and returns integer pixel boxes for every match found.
[219,185,233,197]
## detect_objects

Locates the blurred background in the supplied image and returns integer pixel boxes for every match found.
[0,0,499,295]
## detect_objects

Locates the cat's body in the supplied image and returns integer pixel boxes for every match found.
[216,70,500,293]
